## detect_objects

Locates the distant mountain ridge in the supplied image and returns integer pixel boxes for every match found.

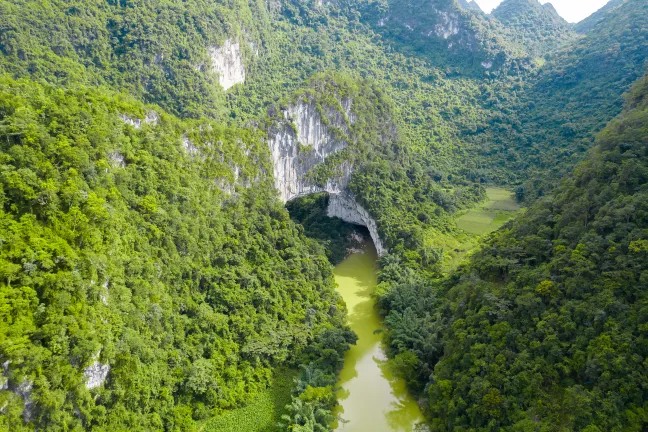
[575,0,627,33]
[492,0,576,57]
[414,70,648,431]
[457,0,483,12]
[472,0,648,201]
[362,0,530,75]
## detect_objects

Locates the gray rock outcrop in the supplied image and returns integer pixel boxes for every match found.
[269,100,353,202]
[119,111,158,129]
[15,380,33,422]
[0,361,8,391]
[1,362,34,421]
[209,39,245,90]
[268,98,387,255]
[327,192,386,256]
[84,352,110,390]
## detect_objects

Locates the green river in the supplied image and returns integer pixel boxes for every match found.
[333,244,425,431]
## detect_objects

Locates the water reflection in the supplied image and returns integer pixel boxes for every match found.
[333,244,425,432]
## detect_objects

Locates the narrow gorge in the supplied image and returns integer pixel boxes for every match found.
[2,0,648,431]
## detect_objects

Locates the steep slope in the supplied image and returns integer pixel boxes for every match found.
[492,0,577,57]
[0,77,356,431]
[471,0,648,200]
[574,0,627,33]
[0,0,512,271]
[381,72,648,431]
[0,0,270,119]
[0,40,486,429]
[264,73,486,268]
[457,0,483,12]
[356,0,530,75]
[2,0,648,429]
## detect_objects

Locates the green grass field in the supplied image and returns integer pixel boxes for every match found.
[201,369,296,432]
[423,188,523,274]
[456,187,521,236]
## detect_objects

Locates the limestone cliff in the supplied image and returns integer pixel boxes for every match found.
[209,39,245,90]
[268,98,387,255]
[268,99,353,202]
[327,192,386,256]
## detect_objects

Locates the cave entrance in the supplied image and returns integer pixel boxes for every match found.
[286,193,372,265]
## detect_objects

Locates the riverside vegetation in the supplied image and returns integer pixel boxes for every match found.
[1,0,648,431]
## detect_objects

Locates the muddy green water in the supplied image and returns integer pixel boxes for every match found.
[333,245,425,431]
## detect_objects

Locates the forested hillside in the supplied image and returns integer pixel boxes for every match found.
[1,0,648,430]
[574,0,626,33]
[356,0,531,76]
[457,0,482,12]
[379,73,648,430]
[492,0,576,58]
[470,0,648,200]
[0,0,496,428]
[0,0,272,119]
[0,77,361,430]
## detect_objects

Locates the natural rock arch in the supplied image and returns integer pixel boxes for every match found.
[268,99,386,256]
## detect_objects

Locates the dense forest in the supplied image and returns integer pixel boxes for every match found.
[491,0,576,58]
[474,0,648,201]
[379,72,648,430]
[0,77,360,431]
[1,0,648,430]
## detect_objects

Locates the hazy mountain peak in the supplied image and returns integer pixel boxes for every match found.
[541,2,560,17]
[457,0,483,12]
[575,0,627,33]
[492,0,575,57]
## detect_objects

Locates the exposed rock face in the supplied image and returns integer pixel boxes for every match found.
[269,100,353,202]
[15,380,33,422]
[119,112,158,129]
[84,356,110,390]
[100,280,109,305]
[433,10,461,39]
[108,151,125,168]
[269,98,387,255]
[1,362,34,421]
[327,192,386,256]
[182,135,201,157]
[0,361,8,391]
[209,39,245,90]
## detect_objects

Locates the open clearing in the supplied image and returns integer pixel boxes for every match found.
[202,369,296,432]
[456,187,521,236]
